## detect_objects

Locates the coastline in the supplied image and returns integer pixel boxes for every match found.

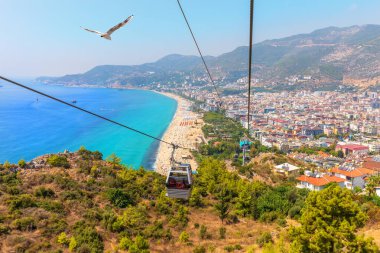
[153,92,204,176]
[33,81,204,173]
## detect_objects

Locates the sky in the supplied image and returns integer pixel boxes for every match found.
[1,0,380,77]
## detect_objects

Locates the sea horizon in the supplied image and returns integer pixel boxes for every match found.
[0,79,177,169]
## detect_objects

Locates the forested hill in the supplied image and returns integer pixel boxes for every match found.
[38,24,380,88]
[0,148,379,252]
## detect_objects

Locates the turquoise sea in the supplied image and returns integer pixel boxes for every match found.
[0,80,177,169]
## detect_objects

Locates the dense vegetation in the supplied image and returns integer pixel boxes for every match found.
[193,158,309,223]
[290,184,379,252]
[0,149,170,252]
[199,112,281,164]
[201,112,248,142]
[0,145,379,252]
[294,144,344,158]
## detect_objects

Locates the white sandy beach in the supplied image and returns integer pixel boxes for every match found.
[154,93,205,176]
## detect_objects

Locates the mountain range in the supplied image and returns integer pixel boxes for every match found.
[38,24,380,88]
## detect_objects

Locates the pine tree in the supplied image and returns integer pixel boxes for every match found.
[290,184,379,252]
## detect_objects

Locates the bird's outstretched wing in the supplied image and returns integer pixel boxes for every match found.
[106,15,134,35]
[80,26,103,35]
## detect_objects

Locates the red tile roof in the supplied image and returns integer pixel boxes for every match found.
[362,158,380,172]
[297,174,345,186]
[331,167,376,178]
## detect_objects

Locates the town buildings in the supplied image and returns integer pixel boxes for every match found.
[155,81,380,193]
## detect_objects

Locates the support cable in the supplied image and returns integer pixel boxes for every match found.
[176,0,223,108]
[247,0,254,134]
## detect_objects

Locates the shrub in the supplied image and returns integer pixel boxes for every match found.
[54,175,78,190]
[372,196,380,207]
[256,189,291,221]
[189,187,203,207]
[101,210,117,232]
[8,194,37,211]
[57,232,70,246]
[78,146,103,161]
[92,151,103,160]
[0,171,20,186]
[112,206,148,235]
[219,227,226,239]
[132,235,149,253]
[77,160,92,174]
[29,173,55,185]
[90,166,100,178]
[78,146,91,160]
[119,235,149,253]
[224,244,242,251]
[3,161,11,170]
[193,245,206,253]
[163,229,173,241]
[179,231,190,243]
[0,224,10,235]
[215,198,230,224]
[77,244,92,253]
[60,190,84,200]
[106,153,121,169]
[156,192,175,215]
[288,205,302,219]
[72,222,104,253]
[47,155,70,168]
[12,217,36,231]
[83,208,102,223]
[18,159,26,168]
[199,225,207,240]
[24,241,52,252]
[119,237,133,250]
[224,245,235,252]
[277,218,287,227]
[226,213,239,224]
[259,211,279,223]
[69,237,77,251]
[35,187,55,198]
[363,202,380,226]
[5,186,21,195]
[256,231,273,247]
[41,217,67,236]
[106,188,134,208]
[144,221,165,239]
[169,206,189,229]
[38,200,65,214]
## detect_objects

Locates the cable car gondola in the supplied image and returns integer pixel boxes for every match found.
[165,144,193,200]
[240,137,252,165]
[165,163,193,200]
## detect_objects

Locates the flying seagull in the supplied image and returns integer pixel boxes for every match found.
[81,15,134,40]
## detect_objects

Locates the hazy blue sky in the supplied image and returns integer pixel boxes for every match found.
[1,0,380,77]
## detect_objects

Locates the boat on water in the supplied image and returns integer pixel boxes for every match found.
[71,100,77,104]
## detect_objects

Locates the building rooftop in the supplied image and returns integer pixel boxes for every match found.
[297,174,345,186]
[331,167,376,178]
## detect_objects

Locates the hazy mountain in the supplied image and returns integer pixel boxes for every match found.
[38,24,380,88]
